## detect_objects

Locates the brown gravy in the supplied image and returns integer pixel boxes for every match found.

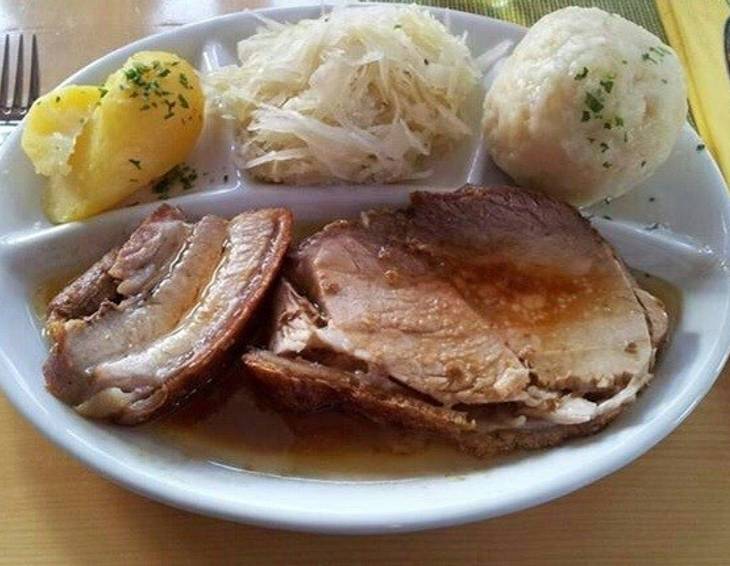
[151,365,483,479]
[452,259,611,329]
[32,237,680,479]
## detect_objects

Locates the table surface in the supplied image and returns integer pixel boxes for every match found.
[2,2,729,564]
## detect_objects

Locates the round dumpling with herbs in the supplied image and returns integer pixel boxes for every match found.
[482,6,687,206]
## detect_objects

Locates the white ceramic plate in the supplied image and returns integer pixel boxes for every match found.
[0,4,728,535]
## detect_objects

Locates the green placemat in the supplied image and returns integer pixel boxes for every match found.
[389,0,667,40]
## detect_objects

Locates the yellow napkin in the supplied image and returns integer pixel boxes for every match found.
[656,0,730,182]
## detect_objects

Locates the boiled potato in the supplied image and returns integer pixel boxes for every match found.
[21,85,101,177]
[22,51,204,223]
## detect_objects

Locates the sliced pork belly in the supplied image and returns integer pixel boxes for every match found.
[46,206,191,331]
[45,205,292,424]
[246,185,667,456]
[46,248,120,326]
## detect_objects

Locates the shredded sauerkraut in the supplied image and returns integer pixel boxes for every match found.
[204,4,480,184]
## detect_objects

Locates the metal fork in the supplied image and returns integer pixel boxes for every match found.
[1,33,39,124]
[0,34,39,145]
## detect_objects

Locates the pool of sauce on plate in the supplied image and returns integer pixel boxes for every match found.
[32,231,681,480]
[150,365,484,479]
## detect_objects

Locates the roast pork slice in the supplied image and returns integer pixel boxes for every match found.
[243,350,621,458]
[288,221,530,407]
[256,185,667,456]
[44,205,292,424]
[634,288,669,349]
[244,350,475,436]
[363,186,658,394]
[285,186,662,398]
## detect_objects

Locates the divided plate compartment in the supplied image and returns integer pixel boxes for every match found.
[0,4,728,533]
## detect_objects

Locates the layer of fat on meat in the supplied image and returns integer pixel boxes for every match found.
[91,211,280,389]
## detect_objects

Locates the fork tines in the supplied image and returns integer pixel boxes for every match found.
[1,33,40,122]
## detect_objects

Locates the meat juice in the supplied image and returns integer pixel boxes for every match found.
[152,364,486,478]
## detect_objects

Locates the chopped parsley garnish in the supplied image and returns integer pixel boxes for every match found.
[621,59,628,65]
[650,46,671,56]
[98,87,108,98]
[602,161,612,168]
[696,144,706,151]
[179,166,197,190]
[585,92,604,113]
[162,99,176,119]
[179,73,191,89]
[177,94,189,109]
[661,78,668,84]
[152,164,198,194]
[642,52,657,64]
[124,62,148,85]
[153,177,171,195]
[641,160,647,167]
[574,67,589,80]
[424,58,429,65]
[120,60,185,115]
[394,24,402,29]
[580,75,626,158]
[128,158,142,170]
[55,96,61,103]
